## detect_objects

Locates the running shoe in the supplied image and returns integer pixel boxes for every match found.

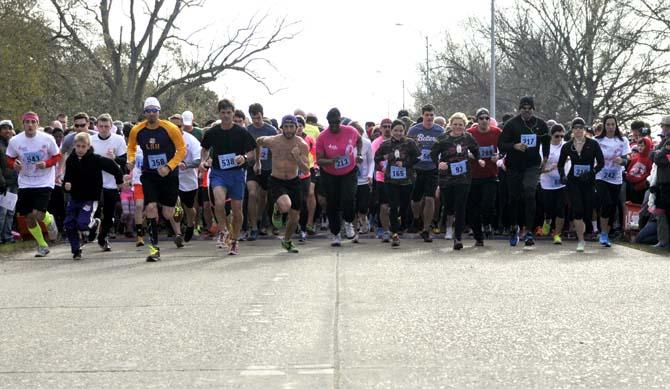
[306,225,316,236]
[72,249,82,260]
[382,231,390,243]
[352,232,359,243]
[444,226,453,240]
[228,240,239,255]
[331,233,342,247]
[475,240,484,247]
[420,230,433,243]
[432,224,441,234]
[541,220,551,236]
[87,218,101,243]
[453,240,463,250]
[281,240,299,253]
[272,227,279,236]
[524,232,535,247]
[216,231,229,249]
[45,214,59,242]
[553,234,562,245]
[509,226,519,247]
[344,222,356,239]
[136,235,145,247]
[376,227,384,239]
[35,245,50,258]
[272,205,284,229]
[99,238,112,252]
[248,229,259,241]
[174,234,184,248]
[391,233,400,247]
[576,241,585,252]
[146,245,160,262]
[184,226,195,242]
[298,231,307,243]
[599,232,611,247]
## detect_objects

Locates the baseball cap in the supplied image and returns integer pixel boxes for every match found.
[0,120,13,129]
[281,114,298,126]
[182,111,194,126]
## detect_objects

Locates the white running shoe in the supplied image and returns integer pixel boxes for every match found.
[444,226,453,240]
[344,222,355,239]
[331,233,342,247]
[216,231,229,249]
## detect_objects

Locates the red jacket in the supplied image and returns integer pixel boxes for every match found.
[626,136,652,191]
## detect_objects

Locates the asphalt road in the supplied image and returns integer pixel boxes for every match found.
[0,236,669,388]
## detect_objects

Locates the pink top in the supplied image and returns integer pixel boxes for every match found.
[315,125,360,176]
[371,136,386,182]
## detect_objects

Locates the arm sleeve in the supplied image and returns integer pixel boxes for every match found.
[540,126,550,159]
[126,125,141,165]
[44,153,62,168]
[498,122,515,153]
[114,153,127,168]
[430,139,442,165]
[164,122,187,171]
[593,142,605,174]
[468,135,480,160]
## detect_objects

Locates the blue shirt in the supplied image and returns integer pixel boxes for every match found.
[407,123,445,171]
[246,123,278,171]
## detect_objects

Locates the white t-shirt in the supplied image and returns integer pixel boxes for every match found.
[540,142,570,190]
[356,137,374,186]
[6,131,60,189]
[179,132,202,192]
[132,147,143,186]
[596,136,631,185]
[91,132,127,189]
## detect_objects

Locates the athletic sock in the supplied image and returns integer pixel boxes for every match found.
[147,218,159,246]
[28,225,48,248]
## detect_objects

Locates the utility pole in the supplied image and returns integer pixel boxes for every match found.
[490,0,496,120]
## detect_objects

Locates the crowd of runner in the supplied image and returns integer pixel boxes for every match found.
[1,95,669,260]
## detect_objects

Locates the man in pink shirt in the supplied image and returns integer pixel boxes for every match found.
[316,108,362,246]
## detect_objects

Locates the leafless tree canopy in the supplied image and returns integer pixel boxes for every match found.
[48,0,297,118]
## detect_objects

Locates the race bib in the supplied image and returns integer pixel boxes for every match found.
[218,153,237,170]
[390,166,407,179]
[147,153,167,169]
[23,151,41,164]
[420,149,431,161]
[450,160,468,176]
[553,177,562,187]
[260,147,269,161]
[573,164,591,177]
[520,134,537,147]
[479,146,494,159]
[600,168,619,181]
[335,156,351,169]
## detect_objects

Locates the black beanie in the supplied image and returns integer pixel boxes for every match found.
[519,96,535,109]
[475,108,489,118]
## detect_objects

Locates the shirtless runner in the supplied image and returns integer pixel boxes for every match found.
[256,115,310,253]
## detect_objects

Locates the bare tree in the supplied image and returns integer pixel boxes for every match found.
[48,0,298,118]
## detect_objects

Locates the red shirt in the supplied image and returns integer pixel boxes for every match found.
[467,125,502,179]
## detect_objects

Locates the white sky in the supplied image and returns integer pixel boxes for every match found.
[182,0,512,123]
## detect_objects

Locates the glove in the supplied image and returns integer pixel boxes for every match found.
[560,176,568,185]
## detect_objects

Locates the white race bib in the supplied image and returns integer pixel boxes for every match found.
[420,149,431,161]
[479,146,494,159]
[218,153,237,170]
[23,151,41,164]
[260,147,269,161]
[521,134,537,147]
[600,168,619,181]
[450,160,468,176]
[335,156,351,169]
[147,153,167,170]
[573,164,591,177]
[390,166,407,179]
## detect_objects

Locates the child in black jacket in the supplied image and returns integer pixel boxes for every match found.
[63,133,123,259]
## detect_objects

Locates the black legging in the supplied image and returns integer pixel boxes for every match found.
[386,183,412,234]
[542,188,566,220]
[468,178,497,241]
[442,183,470,241]
[97,188,120,243]
[596,180,621,224]
[321,169,357,235]
[567,180,593,221]
[506,167,540,231]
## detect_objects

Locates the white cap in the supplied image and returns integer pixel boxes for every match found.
[0,120,13,129]
[143,97,161,110]
[182,111,194,126]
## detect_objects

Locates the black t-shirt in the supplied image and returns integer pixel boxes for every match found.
[201,124,257,170]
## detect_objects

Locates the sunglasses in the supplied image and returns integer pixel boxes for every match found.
[144,108,160,113]
[573,125,585,130]
[478,116,490,121]
[73,123,88,128]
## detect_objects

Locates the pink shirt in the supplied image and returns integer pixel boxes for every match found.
[316,125,360,176]
[371,136,387,182]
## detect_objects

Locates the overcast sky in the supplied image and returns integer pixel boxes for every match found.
[167,0,512,123]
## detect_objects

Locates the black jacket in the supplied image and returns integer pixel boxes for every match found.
[63,148,123,201]
[557,138,604,183]
[498,114,550,170]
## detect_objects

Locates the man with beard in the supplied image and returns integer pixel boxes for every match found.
[255,115,310,253]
